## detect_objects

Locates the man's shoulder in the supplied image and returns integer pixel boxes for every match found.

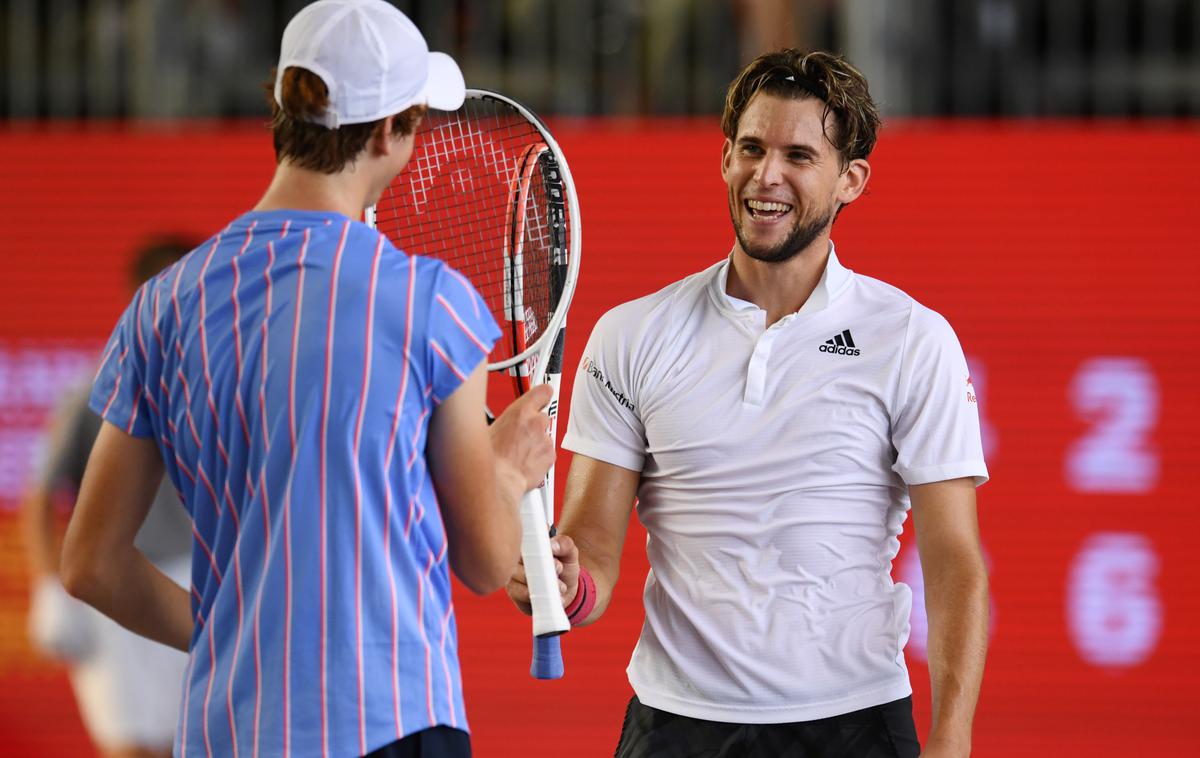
[847,271,920,309]
[847,274,962,354]
[595,261,722,332]
[341,219,406,261]
[848,272,954,326]
[288,216,404,266]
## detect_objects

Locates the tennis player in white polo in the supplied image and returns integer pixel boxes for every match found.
[508,50,989,758]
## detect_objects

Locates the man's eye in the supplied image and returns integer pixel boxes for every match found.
[741,145,762,155]
[789,152,811,162]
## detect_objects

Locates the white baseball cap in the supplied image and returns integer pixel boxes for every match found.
[273,0,465,129]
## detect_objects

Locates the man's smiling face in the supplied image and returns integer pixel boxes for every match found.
[721,92,858,263]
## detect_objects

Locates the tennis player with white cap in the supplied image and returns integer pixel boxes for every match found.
[59,2,555,757]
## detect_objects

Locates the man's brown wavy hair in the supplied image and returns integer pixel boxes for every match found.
[266,67,427,174]
[721,50,881,170]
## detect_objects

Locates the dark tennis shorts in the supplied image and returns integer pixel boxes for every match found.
[615,695,920,758]
[363,726,471,758]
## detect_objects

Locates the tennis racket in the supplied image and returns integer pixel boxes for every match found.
[366,89,581,680]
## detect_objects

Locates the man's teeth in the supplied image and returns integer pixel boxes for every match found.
[747,200,792,213]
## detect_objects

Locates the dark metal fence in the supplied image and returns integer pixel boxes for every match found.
[4,0,1198,119]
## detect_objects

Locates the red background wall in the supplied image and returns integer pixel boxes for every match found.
[0,120,1197,755]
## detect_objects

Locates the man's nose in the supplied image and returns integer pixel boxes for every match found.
[753,153,784,187]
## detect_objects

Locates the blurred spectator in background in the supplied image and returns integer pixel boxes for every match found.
[735,0,799,62]
[22,239,194,758]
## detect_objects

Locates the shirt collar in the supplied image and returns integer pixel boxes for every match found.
[711,242,853,317]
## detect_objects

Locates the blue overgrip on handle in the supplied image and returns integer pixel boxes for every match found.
[531,634,564,679]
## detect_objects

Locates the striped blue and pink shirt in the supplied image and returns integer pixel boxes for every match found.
[90,209,499,758]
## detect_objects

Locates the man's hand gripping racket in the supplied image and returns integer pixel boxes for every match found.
[367,90,581,679]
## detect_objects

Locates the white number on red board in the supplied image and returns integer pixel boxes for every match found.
[1065,358,1158,493]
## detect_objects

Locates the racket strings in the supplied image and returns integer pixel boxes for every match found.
[374,99,563,365]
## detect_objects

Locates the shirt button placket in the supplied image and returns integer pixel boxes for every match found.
[744,330,775,406]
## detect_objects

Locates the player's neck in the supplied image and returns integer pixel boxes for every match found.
[727,237,831,328]
[253,161,373,220]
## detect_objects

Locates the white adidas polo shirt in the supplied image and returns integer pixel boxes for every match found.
[563,245,988,724]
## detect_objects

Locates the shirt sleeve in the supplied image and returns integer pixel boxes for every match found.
[561,308,647,472]
[425,261,502,404]
[891,303,989,487]
[89,284,155,438]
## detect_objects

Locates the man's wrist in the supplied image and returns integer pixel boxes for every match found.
[564,565,597,625]
[924,728,972,756]
[492,459,526,507]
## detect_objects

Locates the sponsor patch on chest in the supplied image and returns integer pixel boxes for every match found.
[818,329,860,356]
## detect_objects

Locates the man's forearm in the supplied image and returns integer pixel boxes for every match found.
[63,548,192,652]
[59,423,189,649]
[567,545,611,627]
[923,564,989,753]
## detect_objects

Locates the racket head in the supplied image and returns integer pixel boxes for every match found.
[372,89,580,377]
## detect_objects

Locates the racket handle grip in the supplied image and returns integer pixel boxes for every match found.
[519,490,570,638]
[531,635,564,680]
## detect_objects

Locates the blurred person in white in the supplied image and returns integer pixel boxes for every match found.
[23,239,193,758]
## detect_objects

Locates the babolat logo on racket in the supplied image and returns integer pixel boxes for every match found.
[819,329,861,356]
[582,357,636,412]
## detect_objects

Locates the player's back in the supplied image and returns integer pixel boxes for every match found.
[93,207,491,755]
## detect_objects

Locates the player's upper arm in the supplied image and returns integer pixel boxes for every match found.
[60,421,165,601]
[427,362,521,595]
[561,307,649,471]
[558,453,640,620]
[910,478,986,582]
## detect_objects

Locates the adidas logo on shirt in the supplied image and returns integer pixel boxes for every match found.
[818,329,861,356]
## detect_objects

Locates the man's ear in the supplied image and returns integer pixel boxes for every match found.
[837,158,871,206]
[720,138,734,182]
[372,116,398,156]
